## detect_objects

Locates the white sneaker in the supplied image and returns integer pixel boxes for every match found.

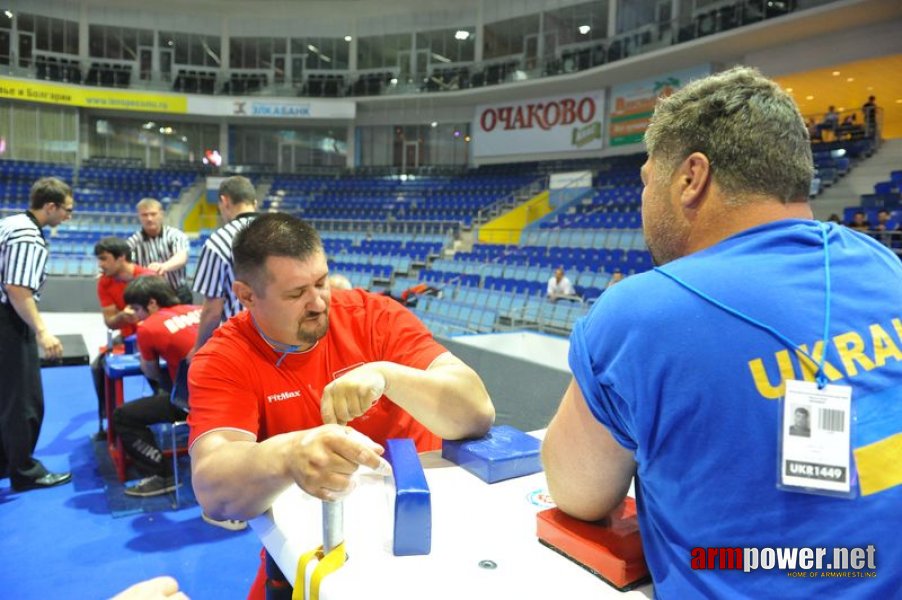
[201,511,247,531]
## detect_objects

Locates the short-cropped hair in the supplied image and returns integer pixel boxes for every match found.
[233,213,322,292]
[93,237,132,261]
[30,177,72,210]
[644,66,814,204]
[219,176,257,206]
[136,197,162,211]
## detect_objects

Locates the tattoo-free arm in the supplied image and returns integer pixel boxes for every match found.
[542,379,636,521]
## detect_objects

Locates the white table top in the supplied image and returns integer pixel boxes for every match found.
[250,441,653,600]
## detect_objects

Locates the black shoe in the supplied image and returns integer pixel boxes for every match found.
[11,471,72,492]
[124,475,179,498]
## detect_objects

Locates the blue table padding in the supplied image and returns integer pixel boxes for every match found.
[104,353,143,378]
[441,425,542,483]
[385,438,431,556]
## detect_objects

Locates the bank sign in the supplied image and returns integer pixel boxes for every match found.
[473,91,603,158]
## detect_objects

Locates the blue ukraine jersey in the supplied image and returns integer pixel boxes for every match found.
[569,220,902,598]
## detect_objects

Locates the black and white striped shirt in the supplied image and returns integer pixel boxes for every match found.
[0,212,49,305]
[127,225,190,289]
[192,213,257,323]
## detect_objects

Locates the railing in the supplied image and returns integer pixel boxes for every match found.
[0,0,833,100]
[305,218,459,238]
[475,176,547,225]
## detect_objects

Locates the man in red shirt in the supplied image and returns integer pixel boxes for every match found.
[90,237,155,435]
[189,213,495,598]
[113,276,200,497]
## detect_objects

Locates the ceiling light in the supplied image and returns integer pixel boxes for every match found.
[846,77,854,82]
[896,99,902,104]
[3,10,12,19]
[578,25,591,35]
[389,78,398,85]
[832,71,840,76]
[308,44,319,53]
[431,52,451,63]
[837,107,845,112]
[786,87,793,92]
[430,122,438,128]
[464,135,471,142]
[805,95,814,100]
[344,35,352,42]
[454,30,470,41]
[868,86,874,91]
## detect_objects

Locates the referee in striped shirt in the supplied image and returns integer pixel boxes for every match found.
[127,198,192,303]
[189,176,258,358]
[0,177,73,491]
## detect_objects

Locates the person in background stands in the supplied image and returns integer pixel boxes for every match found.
[870,208,899,249]
[113,276,200,498]
[605,268,625,289]
[817,105,839,139]
[847,210,870,233]
[862,95,878,138]
[0,177,73,491]
[90,237,155,435]
[127,198,192,304]
[542,66,901,598]
[189,176,258,359]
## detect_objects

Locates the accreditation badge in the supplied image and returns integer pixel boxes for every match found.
[778,379,856,498]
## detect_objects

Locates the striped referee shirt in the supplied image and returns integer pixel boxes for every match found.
[0,212,49,305]
[192,212,257,323]
[127,225,190,289]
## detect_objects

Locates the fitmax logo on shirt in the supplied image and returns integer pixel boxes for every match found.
[267,390,301,403]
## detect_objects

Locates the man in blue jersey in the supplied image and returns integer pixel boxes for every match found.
[543,66,901,597]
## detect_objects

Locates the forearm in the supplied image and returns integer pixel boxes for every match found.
[379,360,494,440]
[104,310,134,330]
[6,285,47,335]
[161,250,188,272]
[191,434,295,520]
[192,298,223,352]
[542,380,635,521]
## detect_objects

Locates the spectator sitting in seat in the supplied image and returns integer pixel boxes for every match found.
[816,106,839,139]
[113,276,200,498]
[847,210,871,232]
[837,113,863,140]
[871,209,899,248]
[605,269,625,290]
[547,267,577,301]
[826,213,842,224]
[805,117,819,141]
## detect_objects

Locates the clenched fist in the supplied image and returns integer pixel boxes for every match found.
[321,363,388,425]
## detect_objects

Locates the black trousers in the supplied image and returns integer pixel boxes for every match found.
[112,392,186,478]
[0,302,46,478]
